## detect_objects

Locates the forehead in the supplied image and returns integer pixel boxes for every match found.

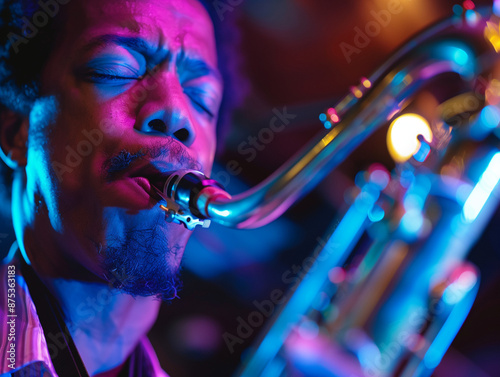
[61,0,216,64]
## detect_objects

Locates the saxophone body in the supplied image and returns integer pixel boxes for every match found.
[153,6,500,377]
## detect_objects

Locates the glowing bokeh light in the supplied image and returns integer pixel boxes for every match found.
[319,113,327,122]
[495,0,500,16]
[361,77,372,88]
[297,319,320,340]
[351,86,363,98]
[480,105,500,129]
[463,0,475,10]
[387,114,433,163]
[328,267,346,284]
[453,48,469,66]
[368,205,385,222]
[465,9,479,25]
[369,165,390,189]
[484,21,500,52]
[400,208,424,236]
[453,4,463,16]
[462,152,500,222]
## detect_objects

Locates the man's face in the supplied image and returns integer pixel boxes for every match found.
[22,0,221,299]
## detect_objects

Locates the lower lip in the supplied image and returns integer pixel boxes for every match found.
[103,177,157,211]
[131,176,151,193]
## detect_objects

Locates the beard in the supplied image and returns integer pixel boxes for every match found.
[99,214,184,302]
[97,146,199,301]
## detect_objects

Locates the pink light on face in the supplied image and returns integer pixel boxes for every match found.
[22,0,222,294]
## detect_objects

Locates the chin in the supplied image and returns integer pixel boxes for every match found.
[98,207,188,301]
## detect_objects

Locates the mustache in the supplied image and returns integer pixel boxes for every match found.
[102,140,202,181]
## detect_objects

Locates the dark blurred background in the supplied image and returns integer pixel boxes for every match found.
[1,0,499,376]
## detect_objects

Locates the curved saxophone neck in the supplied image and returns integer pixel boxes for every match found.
[156,8,500,230]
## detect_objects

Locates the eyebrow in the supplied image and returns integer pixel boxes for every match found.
[81,34,222,83]
[81,34,161,57]
[177,51,222,83]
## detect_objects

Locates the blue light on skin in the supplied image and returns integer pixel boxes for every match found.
[1,241,20,265]
[10,96,61,266]
[462,152,500,222]
[77,35,221,116]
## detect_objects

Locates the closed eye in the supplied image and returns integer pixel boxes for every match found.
[183,86,216,118]
[77,60,145,85]
[85,72,142,82]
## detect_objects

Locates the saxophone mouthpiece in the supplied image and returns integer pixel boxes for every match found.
[150,170,231,230]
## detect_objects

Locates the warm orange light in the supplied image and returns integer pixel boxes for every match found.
[361,77,372,88]
[387,114,433,163]
[485,20,500,52]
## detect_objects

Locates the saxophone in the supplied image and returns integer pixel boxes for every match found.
[152,6,500,377]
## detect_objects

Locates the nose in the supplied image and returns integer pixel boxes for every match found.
[141,110,196,146]
[136,74,197,147]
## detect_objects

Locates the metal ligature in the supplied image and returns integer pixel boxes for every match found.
[153,6,500,377]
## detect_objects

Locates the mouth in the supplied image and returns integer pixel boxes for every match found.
[129,176,152,195]
[100,162,179,211]
[126,163,180,202]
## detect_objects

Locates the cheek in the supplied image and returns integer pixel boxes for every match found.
[26,97,65,230]
[194,126,217,174]
[48,89,137,185]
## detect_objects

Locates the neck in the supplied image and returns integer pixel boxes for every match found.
[46,277,161,376]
